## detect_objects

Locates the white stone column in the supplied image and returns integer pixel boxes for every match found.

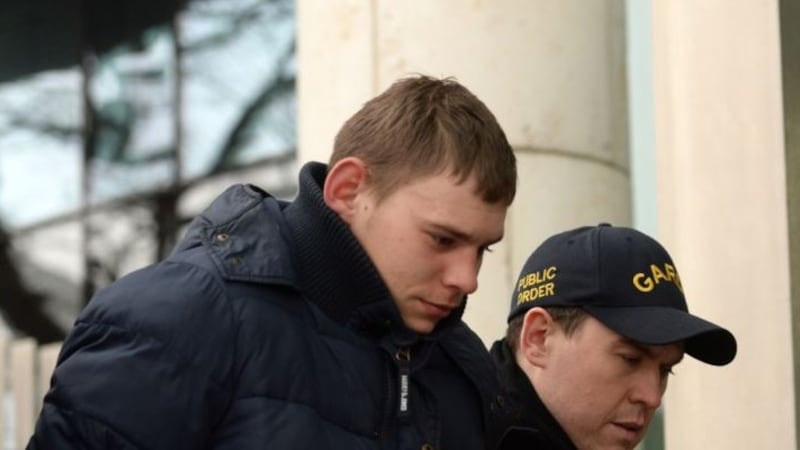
[297,0,631,344]
[296,0,376,165]
[652,1,795,448]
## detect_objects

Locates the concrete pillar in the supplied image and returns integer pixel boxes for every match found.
[297,0,631,343]
[651,1,795,448]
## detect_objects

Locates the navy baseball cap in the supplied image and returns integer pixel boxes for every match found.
[508,224,737,366]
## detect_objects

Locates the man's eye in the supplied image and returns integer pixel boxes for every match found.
[621,355,641,366]
[431,234,455,247]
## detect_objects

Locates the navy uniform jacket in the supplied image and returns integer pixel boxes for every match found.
[27,162,498,450]
[488,339,577,450]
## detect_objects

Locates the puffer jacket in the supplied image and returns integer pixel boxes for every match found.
[27,162,498,450]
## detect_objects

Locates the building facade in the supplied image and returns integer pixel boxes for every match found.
[297,1,798,448]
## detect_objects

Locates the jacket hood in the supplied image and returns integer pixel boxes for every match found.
[173,182,297,285]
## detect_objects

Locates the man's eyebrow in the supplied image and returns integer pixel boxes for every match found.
[619,338,686,366]
[428,223,503,246]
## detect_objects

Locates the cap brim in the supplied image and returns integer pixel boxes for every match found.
[583,305,737,366]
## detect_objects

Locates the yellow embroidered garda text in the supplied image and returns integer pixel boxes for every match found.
[631,263,683,293]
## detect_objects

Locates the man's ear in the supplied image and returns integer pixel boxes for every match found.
[518,307,555,368]
[323,157,370,223]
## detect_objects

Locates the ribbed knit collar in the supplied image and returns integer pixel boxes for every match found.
[282,162,466,341]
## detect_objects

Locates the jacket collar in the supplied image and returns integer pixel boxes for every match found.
[283,162,399,330]
[489,339,577,450]
[284,162,466,339]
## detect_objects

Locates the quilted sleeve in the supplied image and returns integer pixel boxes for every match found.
[26,260,236,450]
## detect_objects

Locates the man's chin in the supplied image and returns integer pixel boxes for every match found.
[401,317,439,335]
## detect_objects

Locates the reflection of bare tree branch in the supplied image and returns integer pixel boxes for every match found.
[182,1,292,53]
[210,37,295,173]
[8,152,296,237]
[92,101,133,161]
[0,224,65,343]
[0,87,82,141]
[6,117,81,140]
[182,5,263,52]
[1,0,298,338]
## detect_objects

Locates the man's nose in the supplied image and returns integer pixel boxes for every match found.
[443,252,479,295]
[630,368,666,409]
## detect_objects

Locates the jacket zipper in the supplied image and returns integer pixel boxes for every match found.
[395,347,411,421]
